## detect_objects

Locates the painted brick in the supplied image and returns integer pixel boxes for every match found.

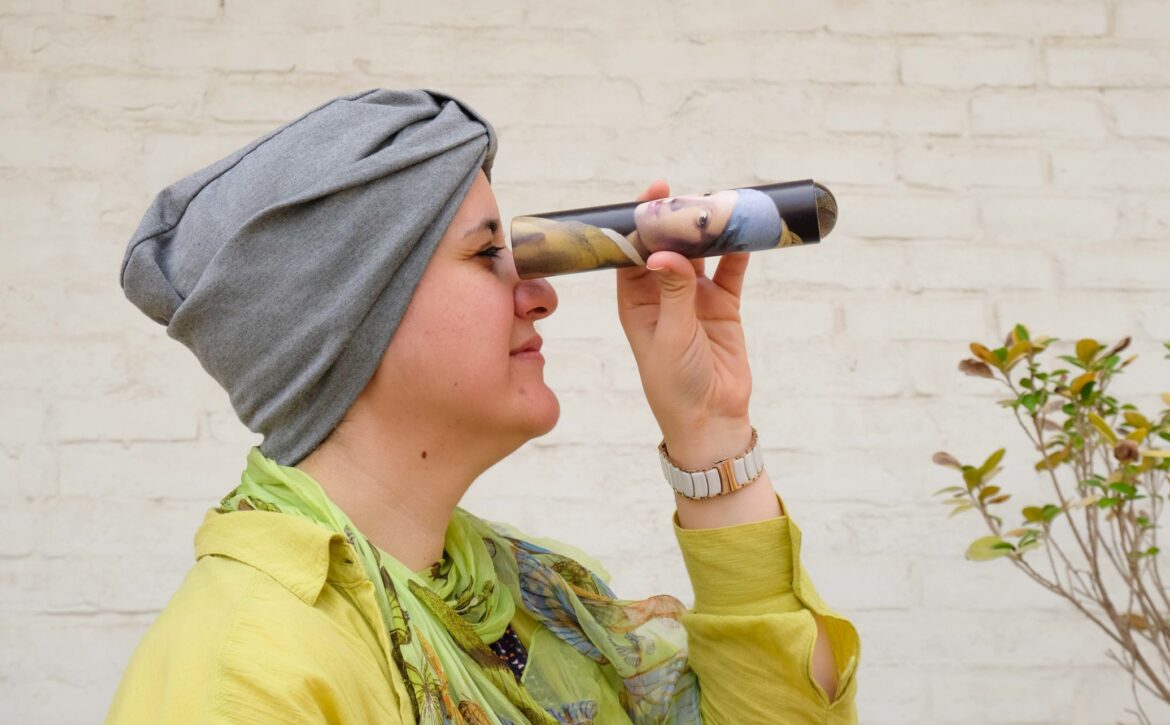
[979,195,1118,245]
[755,139,897,186]
[827,0,1107,38]
[844,294,989,340]
[1052,146,1170,190]
[1048,46,1170,87]
[1059,249,1170,290]
[1109,91,1170,139]
[46,394,200,443]
[971,91,1106,139]
[844,194,980,239]
[823,90,966,135]
[902,44,1037,88]
[898,143,1046,189]
[1117,0,1170,40]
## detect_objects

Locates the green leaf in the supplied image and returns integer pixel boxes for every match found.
[1013,324,1030,343]
[933,486,965,495]
[979,448,1006,477]
[966,535,1015,562]
[1079,381,1096,403]
[1071,371,1097,395]
[949,503,976,517]
[1017,539,1042,554]
[1057,355,1088,371]
[1020,392,1040,413]
[1109,482,1138,497]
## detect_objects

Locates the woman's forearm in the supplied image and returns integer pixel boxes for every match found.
[674,467,782,529]
[674,458,842,703]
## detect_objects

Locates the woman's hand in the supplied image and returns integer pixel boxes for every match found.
[616,179,755,469]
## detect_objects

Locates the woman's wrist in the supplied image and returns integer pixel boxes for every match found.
[659,417,754,471]
[674,468,783,529]
[661,417,785,529]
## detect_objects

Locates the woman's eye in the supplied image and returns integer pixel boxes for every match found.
[478,245,505,259]
[697,210,709,229]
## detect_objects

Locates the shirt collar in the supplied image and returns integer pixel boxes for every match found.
[194,507,367,606]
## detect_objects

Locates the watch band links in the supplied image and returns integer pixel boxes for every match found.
[658,427,765,499]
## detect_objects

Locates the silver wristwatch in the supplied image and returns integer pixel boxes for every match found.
[658,427,765,500]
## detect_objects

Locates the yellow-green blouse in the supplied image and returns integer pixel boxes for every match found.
[106,497,860,723]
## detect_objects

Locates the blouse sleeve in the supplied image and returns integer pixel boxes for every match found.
[672,495,861,725]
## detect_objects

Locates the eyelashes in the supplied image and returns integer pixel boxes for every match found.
[477,245,506,258]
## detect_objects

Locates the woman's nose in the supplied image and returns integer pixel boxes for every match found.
[516,276,557,320]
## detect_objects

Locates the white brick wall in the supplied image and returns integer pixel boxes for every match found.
[2,1,1169,722]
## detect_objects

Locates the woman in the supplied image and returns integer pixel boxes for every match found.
[511,188,803,279]
[108,89,859,724]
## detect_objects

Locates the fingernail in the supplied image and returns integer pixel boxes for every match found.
[646,263,663,272]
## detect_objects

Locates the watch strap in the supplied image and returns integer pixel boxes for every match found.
[658,427,765,499]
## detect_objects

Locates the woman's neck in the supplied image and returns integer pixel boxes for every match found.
[295,418,499,572]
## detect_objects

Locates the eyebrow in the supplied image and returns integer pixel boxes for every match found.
[462,217,500,239]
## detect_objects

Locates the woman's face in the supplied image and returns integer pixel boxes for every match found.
[363,170,560,443]
[632,189,738,253]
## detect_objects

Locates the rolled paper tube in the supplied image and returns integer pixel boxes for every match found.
[510,179,837,279]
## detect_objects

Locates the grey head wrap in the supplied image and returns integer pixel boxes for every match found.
[120,89,498,465]
[710,188,783,253]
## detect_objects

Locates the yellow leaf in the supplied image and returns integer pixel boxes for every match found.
[1076,338,1103,364]
[1124,411,1151,429]
[1035,448,1070,471]
[1127,427,1149,444]
[1124,613,1149,631]
[1088,412,1119,445]
[1070,371,1096,395]
[1161,393,1170,408]
[969,342,999,367]
[1140,450,1170,459]
[1072,494,1102,509]
[1004,341,1032,368]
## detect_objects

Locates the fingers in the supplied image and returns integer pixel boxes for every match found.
[644,252,698,343]
[711,252,750,299]
[635,179,670,203]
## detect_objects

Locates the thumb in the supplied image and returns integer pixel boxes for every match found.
[646,251,698,340]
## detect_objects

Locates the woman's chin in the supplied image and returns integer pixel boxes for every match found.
[520,389,560,438]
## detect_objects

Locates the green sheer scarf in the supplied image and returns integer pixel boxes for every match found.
[218,447,701,724]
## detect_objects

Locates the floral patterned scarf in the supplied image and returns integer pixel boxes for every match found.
[218,447,701,724]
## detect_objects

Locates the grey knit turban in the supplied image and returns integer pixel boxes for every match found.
[120,89,498,466]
